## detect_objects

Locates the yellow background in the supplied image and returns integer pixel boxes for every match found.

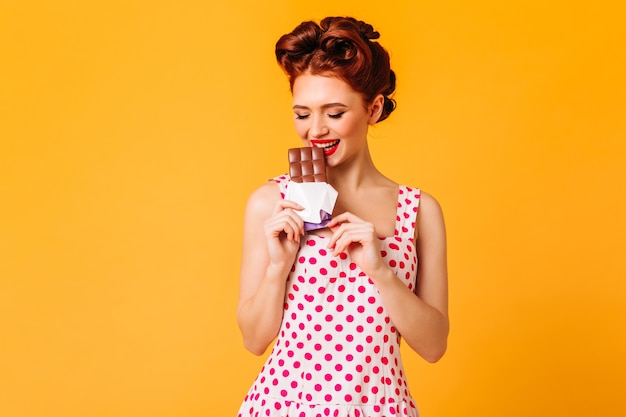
[1,1,625,416]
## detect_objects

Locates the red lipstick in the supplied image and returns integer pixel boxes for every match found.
[310,139,340,157]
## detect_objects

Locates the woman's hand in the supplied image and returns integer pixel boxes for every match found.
[326,212,387,278]
[264,199,305,270]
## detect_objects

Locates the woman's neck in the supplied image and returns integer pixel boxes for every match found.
[326,146,384,192]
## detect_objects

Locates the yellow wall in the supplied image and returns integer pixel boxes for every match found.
[1,1,624,416]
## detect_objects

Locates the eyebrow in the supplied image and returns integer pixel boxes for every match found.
[292,103,348,110]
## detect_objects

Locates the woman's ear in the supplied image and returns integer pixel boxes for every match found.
[368,94,385,124]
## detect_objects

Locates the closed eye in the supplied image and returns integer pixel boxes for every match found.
[295,114,310,120]
[328,111,345,119]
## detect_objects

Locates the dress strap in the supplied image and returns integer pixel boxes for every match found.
[271,174,290,199]
[394,186,421,242]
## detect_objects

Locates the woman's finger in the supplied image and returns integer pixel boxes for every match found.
[266,210,304,241]
[329,223,375,255]
[326,211,362,229]
[272,199,304,215]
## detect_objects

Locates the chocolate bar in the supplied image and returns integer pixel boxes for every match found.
[288,147,327,183]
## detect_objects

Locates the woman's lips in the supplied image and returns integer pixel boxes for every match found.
[311,139,340,156]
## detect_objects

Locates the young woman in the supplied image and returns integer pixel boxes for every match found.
[237,16,448,417]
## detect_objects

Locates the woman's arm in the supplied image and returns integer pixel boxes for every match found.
[375,191,449,362]
[326,191,449,362]
[236,182,304,355]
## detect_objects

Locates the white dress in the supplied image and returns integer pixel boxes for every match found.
[238,175,422,417]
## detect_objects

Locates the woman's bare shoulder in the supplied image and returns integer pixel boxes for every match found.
[415,190,445,241]
[245,180,283,217]
[418,190,443,214]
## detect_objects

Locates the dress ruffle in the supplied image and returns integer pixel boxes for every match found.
[237,396,419,417]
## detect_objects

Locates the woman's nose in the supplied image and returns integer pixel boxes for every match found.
[310,116,329,138]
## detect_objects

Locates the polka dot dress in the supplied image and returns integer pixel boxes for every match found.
[238,175,421,417]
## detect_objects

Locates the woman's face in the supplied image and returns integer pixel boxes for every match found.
[291,74,381,167]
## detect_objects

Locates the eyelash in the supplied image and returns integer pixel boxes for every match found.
[295,112,345,120]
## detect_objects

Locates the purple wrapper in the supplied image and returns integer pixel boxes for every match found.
[303,210,332,232]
